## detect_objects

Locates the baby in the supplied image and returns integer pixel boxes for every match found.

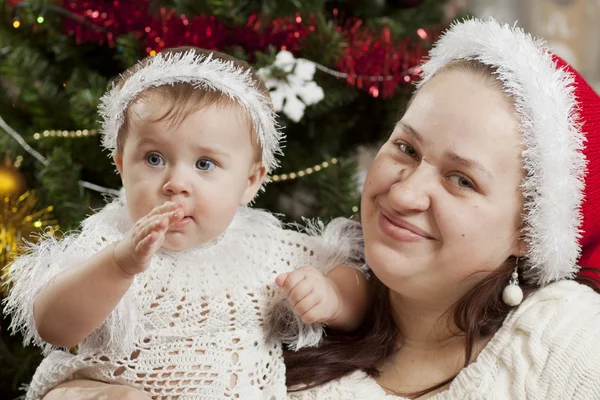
[4,47,368,399]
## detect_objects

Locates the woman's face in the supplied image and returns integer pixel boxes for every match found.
[361,69,526,302]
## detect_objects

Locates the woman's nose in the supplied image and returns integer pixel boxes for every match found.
[388,165,432,213]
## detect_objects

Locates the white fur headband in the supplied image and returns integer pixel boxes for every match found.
[98,50,284,173]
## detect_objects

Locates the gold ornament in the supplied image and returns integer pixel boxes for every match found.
[1,191,59,295]
[0,159,26,196]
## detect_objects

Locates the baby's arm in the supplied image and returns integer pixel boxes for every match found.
[272,216,369,336]
[34,201,183,348]
[276,265,369,331]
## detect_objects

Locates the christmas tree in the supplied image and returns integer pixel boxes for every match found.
[0,0,449,396]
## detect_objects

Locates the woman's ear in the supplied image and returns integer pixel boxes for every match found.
[514,231,529,258]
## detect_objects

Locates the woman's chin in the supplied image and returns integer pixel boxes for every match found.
[367,250,423,280]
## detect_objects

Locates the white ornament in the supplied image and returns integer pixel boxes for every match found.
[258,50,325,123]
[502,284,524,306]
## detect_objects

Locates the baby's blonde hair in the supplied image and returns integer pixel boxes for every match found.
[111,46,272,163]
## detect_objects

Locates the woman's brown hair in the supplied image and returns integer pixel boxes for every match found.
[284,60,600,398]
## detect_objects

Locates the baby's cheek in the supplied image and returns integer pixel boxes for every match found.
[127,202,145,224]
[200,202,237,234]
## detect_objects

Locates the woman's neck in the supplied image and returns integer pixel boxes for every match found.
[376,290,490,398]
[389,290,458,347]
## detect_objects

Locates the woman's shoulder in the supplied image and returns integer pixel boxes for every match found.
[491,279,600,397]
[504,279,600,346]
[287,371,401,400]
[513,279,600,323]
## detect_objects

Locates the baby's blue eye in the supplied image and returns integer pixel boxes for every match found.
[196,159,216,171]
[147,153,164,166]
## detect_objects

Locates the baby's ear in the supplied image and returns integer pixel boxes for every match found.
[240,162,267,205]
[114,153,124,176]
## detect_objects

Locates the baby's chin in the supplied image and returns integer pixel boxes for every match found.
[161,232,217,252]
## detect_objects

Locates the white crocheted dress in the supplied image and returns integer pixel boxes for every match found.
[4,199,364,400]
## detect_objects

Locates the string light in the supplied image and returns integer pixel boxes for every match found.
[37,16,45,24]
[13,20,20,28]
[14,155,24,169]
[33,129,98,140]
[0,117,114,195]
[270,158,339,182]
[23,127,342,189]
[4,119,360,216]
[31,125,341,184]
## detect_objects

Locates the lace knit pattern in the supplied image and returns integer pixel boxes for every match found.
[287,280,600,400]
[4,199,364,400]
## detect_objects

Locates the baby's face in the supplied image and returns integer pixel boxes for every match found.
[115,99,265,251]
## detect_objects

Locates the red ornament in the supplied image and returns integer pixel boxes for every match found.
[58,0,438,97]
[224,13,310,59]
[336,17,434,98]
[60,1,309,58]
[63,0,153,46]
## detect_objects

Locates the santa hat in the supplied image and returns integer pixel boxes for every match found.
[417,18,600,285]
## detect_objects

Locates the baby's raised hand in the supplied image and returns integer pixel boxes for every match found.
[113,201,184,275]
[275,267,341,325]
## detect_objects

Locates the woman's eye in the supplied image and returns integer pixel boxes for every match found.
[397,142,419,159]
[449,174,475,190]
[147,153,164,166]
[196,159,216,171]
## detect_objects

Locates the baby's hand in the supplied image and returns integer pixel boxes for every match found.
[275,267,341,325]
[113,201,184,275]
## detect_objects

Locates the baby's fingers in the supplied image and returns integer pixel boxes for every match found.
[136,229,165,257]
[135,230,158,255]
[135,201,183,228]
[294,295,322,324]
[150,201,183,218]
[166,207,185,225]
[288,280,315,307]
[279,269,308,297]
[275,273,288,288]
[134,216,168,245]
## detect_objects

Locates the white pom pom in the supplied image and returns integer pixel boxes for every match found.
[502,284,523,306]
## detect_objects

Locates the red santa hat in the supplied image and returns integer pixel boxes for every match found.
[417,18,600,285]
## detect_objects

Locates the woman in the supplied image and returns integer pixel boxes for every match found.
[286,18,600,399]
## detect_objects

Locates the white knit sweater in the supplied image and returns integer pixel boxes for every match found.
[288,280,600,400]
[4,199,364,400]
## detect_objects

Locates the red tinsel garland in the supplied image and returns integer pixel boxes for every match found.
[61,0,311,55]
[9,0,437,98]
[338,18,432,98]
